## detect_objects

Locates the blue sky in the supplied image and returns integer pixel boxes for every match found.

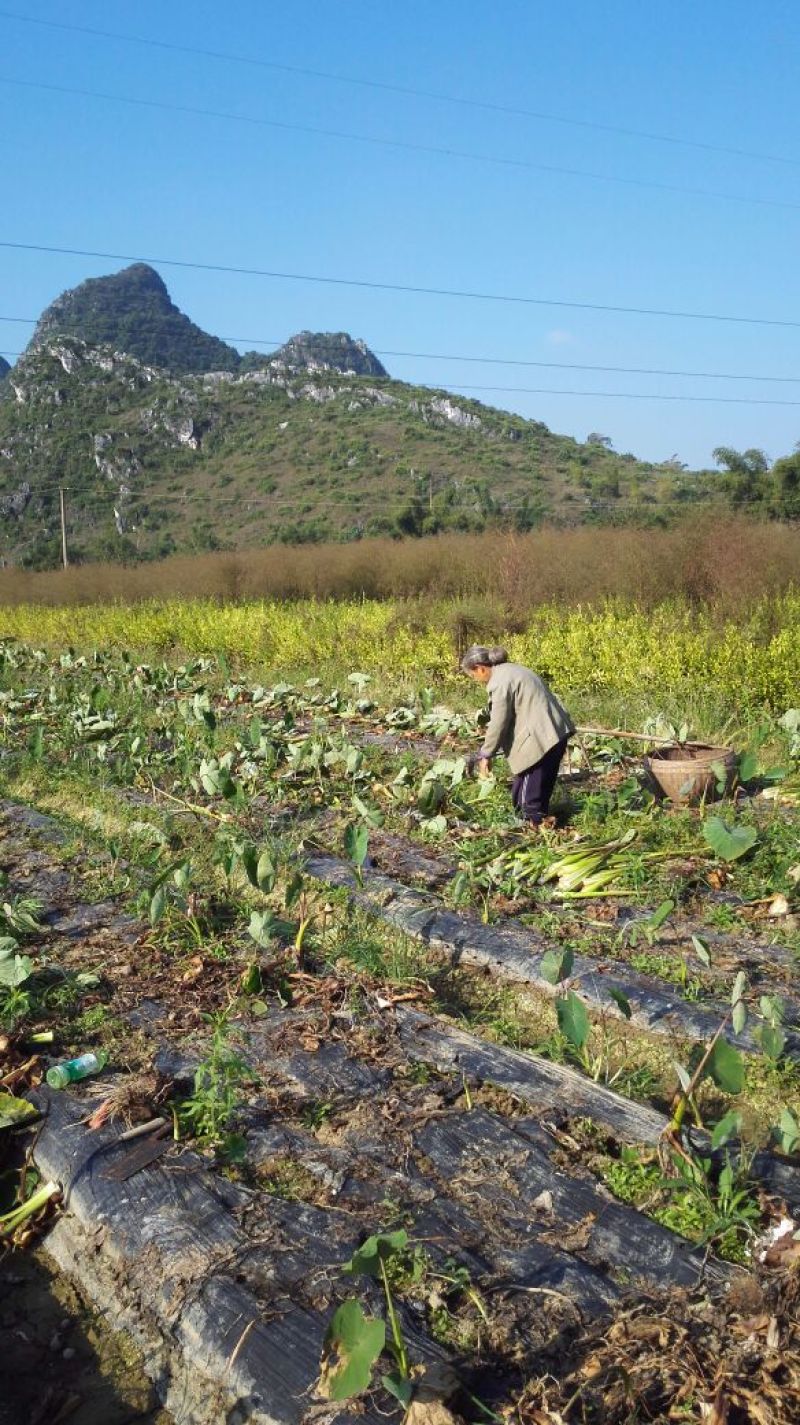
[2,0,800,466]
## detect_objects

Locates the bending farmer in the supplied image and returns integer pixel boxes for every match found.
[461,645,574,827]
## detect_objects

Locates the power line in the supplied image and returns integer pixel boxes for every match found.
[2,75,797,214]
[447,382,800,407]
[3,240,800,330]
[7,328,800,386]
[1,6,796,171]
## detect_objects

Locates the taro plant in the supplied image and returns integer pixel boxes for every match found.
[241,838,326,966]
[540,946,638,1086]
[319,1230,415,1406]
[146,860,206,944]
[757,994,788,1063]
[0,941,35,1029]
[344,822,370,887]
[661,973,747,1165]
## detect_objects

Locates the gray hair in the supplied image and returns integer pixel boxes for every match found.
[460,644,509,672]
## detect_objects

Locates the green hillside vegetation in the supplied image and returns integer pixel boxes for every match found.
[0,335,732,568]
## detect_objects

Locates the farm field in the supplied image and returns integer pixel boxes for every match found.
[1,605,799,1423]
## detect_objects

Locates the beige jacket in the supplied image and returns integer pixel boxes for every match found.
[479,662,574,774]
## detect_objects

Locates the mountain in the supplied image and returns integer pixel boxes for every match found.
[262,331,388,378]
[26,264,241,374]
[0,356,10,380]
[0,335,717,569]
[25,265,389,383]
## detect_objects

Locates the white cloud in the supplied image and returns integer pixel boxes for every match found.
[545,329,574,346]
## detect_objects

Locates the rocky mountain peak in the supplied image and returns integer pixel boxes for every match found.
[26,263,240,375]
[265,331,388,378]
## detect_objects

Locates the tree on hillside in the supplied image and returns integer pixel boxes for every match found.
[770,448,800,520]
[712,446,770,508]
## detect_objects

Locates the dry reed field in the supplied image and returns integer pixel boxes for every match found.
[0,517,797,611]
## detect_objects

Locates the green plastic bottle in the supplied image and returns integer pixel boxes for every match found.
[46,1050,108,1090]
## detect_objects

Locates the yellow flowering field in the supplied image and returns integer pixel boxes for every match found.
[0,594,797,708]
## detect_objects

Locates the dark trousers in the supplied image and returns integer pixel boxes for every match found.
[511,738,569,823]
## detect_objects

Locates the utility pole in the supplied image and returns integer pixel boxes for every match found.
[59,486,69,568]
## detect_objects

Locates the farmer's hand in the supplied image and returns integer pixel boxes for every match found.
[477,757,492,779]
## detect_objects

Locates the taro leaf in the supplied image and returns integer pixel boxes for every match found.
[702,816,758,862]
[248,910,277,949]
[345,1229,409,1278]
[775,1107,800,1156]
[450,871,470,905]
[759,1022,787,1062]
[256,849,277,893]
[417,781,447,815]
[673,1061,692,1094]
[762,765,789,783]
[710,760,729,794]
[173,862,192,893]
[691,934,711,968]
[344,823,370,870]
[240,843,259,888]
[0,1091,39,1131]
[284,871,305,909]
[27,726,44,761]
[540,947,574,985]
[0,951,33,988]
[352,796,384,829]
[240,962,263,996]
[556,991,590,1051]
[648,898,675,932]
[711,1109,742,1150]
[760,993,784,1026]
[149,884,168,926]
[4,902,41,935]
[382,1372,414,1407]
[199,761,223,796]
[732,971,747,1002]
[345,746,364,775]
[732,1000,748,1035]
[319,1299,385,1402]
[737,750,759,784]
[421,815,448,838]
[706,1037,744,1095]
[608,987,633,1019]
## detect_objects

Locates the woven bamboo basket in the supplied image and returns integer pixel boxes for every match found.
[643,743,737,805]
